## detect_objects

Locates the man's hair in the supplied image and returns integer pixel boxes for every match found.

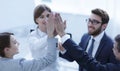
[34,4,51,24]
[0,32,14,57]
[115,34,120,52]
[92,8,109,24]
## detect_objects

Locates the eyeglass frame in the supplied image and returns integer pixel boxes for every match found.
[86,18,102,25]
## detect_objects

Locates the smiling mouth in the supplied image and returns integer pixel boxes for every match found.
[88,27,94,30]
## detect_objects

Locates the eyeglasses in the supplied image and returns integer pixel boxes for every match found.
[86,18,102,25]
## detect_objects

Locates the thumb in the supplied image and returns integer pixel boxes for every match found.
[58,43,65,51]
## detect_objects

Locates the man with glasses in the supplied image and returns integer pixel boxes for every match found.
[60,8,119,71]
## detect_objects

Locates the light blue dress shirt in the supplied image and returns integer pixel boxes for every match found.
[0,38,57,71]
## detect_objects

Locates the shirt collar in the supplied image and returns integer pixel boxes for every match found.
[36,27,47,37]
[91,31,105,43]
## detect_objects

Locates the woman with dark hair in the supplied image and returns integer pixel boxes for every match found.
[0,17,57,71]
[0,32,57,71]
[28,4,58,71]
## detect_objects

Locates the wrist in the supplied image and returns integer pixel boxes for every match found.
[48,34,54,38]
[59,32,66,37]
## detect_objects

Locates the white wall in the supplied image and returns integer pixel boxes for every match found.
[0,0,36,60]
[0,0,35,31]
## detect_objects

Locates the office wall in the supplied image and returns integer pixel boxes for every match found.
[0,0,35,31]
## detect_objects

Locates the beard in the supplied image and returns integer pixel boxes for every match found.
[88,26,102,37]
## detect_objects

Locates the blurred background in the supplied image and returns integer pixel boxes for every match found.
[0,0,120,71]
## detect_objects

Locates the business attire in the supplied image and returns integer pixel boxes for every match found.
[28,28,58,71]
[79,32,118,71]
[60,32,118,71]
[0,38,57,71]
[61,38,120,71]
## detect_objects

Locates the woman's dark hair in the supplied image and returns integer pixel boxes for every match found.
[0,32,14,57]
[34,4,51,24]
[115,34,120,52]
[92,8,109,24]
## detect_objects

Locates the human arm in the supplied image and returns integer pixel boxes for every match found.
[0,37,57,71]
[62,38,120,71]
[22,37,57,71]
[28,13,57,57]
[54,13,119,71]
[53,13,74,61]
[59,36,75,62]
[22,13,57,71]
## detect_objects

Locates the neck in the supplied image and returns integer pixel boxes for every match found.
[5,54,13,59]
[38,27,46,33]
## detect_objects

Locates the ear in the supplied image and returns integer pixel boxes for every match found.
[35,18,39,24]
[102,24,107,30]
[4,47,10,53]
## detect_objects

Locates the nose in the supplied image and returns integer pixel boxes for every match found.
[43,17,48,23]
[88,22,93,26]
[17,42,20,46]
[43,19,47,24]
[45,16,49,21]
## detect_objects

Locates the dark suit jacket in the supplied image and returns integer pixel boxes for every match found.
[60,33,118,71]
[62,38,120,71]
[79,33,118,71]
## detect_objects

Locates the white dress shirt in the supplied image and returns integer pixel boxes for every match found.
[86,31,105,57]
[28,28,58,71]
[60,31,104,57]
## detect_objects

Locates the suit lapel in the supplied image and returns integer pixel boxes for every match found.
[95,33,107,58]
[84,36,91,50]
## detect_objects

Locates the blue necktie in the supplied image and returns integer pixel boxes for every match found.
[82,39,95,71]
[88,38,95,57]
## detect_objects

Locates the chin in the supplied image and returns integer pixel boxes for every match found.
[15,52,19,54]
[88,32,94,35]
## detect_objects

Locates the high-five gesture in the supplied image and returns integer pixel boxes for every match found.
[46,13,56,37]
[54,13,66,37]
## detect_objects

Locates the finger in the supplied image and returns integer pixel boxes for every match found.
[58,13,63,22]
[54,14,59,25]
[58,43,65,51]
[57,13,63,23]
[64,20,66,29]
[55,13,61,24]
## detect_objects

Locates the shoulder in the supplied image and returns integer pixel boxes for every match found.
[101,33,114,50]
[28,29,40,39]
[83,33,90,37]
[81,33,90,40]
[29,29,37,36]
[103,33,113,44]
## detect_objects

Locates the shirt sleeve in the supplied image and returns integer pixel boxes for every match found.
[61,34,70,44]
[60,34,70,54]
[22,37,57,71]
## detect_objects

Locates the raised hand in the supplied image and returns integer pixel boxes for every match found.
[46,13,55,37]
[58,42,65,51]
[54,13,66,37]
